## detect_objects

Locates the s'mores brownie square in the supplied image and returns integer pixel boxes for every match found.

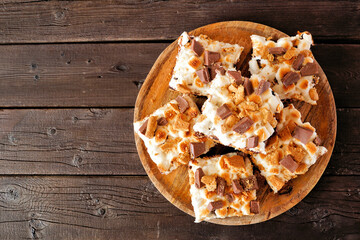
[188,153,259,222]
[134,95,214,174]
[251,104,327,193]
[193,71,283,154]
[249,32,320,105]
[169,32,244,96]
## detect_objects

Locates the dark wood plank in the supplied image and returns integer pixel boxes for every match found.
[312,44,360,109]
[0,108,357,175]
[0,43,165,107]
[0,43,358,107]
[0,176,358,239]
[0,108,145,175]
[0,0,358,43]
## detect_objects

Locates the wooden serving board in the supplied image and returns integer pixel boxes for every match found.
[134,21,336,225]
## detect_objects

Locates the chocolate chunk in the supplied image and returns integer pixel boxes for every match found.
[207,201,224,212]
[191,39,204,57]
[240,176,259,191]
[157,117,168,126]
[216,103,232,120]
[139,119,148,135]
[194,132,205,138]
[209,63,225,80]
[190,142,206,159]
[254,169,266,189]
[268,47,287,55]
[175,96,189,113]
[216,177,226,196]
[195,168,205,188]
[300,62,319,76]
[246,136,259,149]
[243,77,254,96]
[256,59,262,68]
[279,155,299,173]
[250,200,260,214]
[196,68,210,84]
[210,135,219,141]
[228,71,243,85]
[225,193,234,203]
[233,117,254,134]
[232,179,244,194]
[292,53,305,70]
[204,50,220,66]
[256,80,271,95]
[292,125,314,144]
[282,71,300,87]
[314,136,322,146]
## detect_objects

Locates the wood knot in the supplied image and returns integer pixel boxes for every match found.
[132,79,145,89]
[111,63,129,73]
[54,10,66,20]
[47,127,57,136]
[31,63,38,70]
[29,218,47,239]
[97,207,106,217]
[34,75,40,81]
[72,116,79,123]
[73,155,83,167]
[1,185,21,203]
[8,134,18,145]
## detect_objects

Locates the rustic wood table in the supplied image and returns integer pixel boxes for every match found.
[0,1,359,239]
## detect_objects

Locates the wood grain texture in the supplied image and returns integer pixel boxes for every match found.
[0,107,356,176]
[0,108,144,175]
[0,176,358,240]
[0,43,357,107]
[0,0,358,43]
[0,43,165,107]
[134,21,337,225]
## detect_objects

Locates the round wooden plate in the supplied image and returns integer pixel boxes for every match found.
[134,21,336,225]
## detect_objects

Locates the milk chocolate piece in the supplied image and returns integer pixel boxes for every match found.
[232,179,244,194]
[139,120,148,135]
[292,53,305,70]
[233,117,254,134]
[228,71,243,85]
[207,201,224,212]
[254,169,266,188]
[204,50,220,66]
[241,176,259,191]
[190,142,206,159]
[280,155,299,173]
[216,103,232,120]
[191,39,204,57]
[250,200,260,214]
[300,62,319,76]
[196,68,210,84]
[195,168,205,188]
[244,77,254,96]
[314,136,322,146]
[268,47,287,55]
[194,132,205,138]
[157,117,168,126]
[292,125,314,144]
[216,177,226,196]
[225,193,234,203]
[175,96,189,113]
[282,71,301,87]
[256,80,271,95]
[209,62,225,80]
[246,136,259,149]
